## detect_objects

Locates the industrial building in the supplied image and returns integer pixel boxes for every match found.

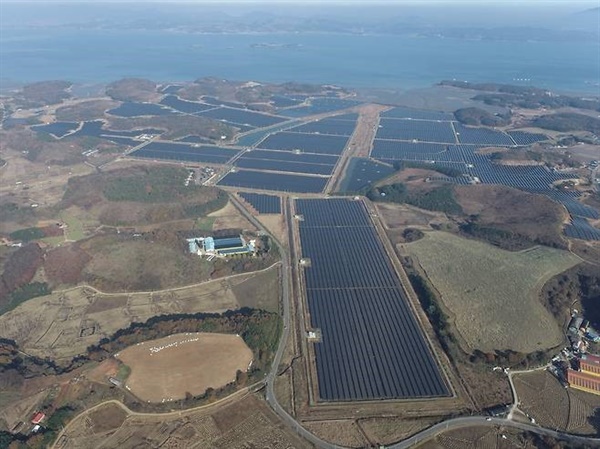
[186,235,255,258]
[568,354,600,395]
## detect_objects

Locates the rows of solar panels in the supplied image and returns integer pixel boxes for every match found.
[369,108,599,240]
[218,115,359,193]
[238,192,281,214]
[296,198,449,401]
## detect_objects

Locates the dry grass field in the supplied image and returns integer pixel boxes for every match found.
[403,231,581,353]
[257,214,288,247]
[116,333,252,402]
[0,265,279,360]
[376,202,451,230]
[56,394,313,449]
[419,426,540,449]
[208,200,257,232]
[514,370,600,435]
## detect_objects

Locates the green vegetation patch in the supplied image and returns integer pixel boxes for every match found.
[2,282,51,315]
[9,227,46,243]
[533,113,600,134]
[102,166,202,203]
[404,231,580,353]
[368,183,462,215]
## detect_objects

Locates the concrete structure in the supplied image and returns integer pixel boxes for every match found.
[568,353,600,395]
[186,235,255,258]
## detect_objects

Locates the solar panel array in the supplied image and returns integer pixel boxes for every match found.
[564,217,600,241]
[454,123,515,146]
[296,198,449,401]
[381,107,455,121]
[289,118,357,136]
[258,132,349,155]
[377,119,457,143]
[238,192,281,214]
[197,107,287,128]
[338,158,395,193]
[508,131,549,146]
[130,142,239,164]
[160,95,215,114]
[219,170,328,193]
[224,114,358,191]
[368,114,599,241]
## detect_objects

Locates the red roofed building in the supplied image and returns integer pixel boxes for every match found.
[580,353,600,376]
[567,369,600,395]
[568,353,600,395]
[31,412,45,425]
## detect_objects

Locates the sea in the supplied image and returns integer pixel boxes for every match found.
[1,28,599,95]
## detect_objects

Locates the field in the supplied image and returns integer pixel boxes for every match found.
[116,333,252,402]
[420,426,541,449]
[295,198,449,401]
[55,394,312,449]
[513,370,600,435]
[0,265,279,360]
[403,232,581,353]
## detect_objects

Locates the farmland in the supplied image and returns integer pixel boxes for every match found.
[116,332,253,402]
[513,370,600,435]
[403,232,581,353]
[295,198,449,401]
[0,265,280,360]
[55,394,312,449]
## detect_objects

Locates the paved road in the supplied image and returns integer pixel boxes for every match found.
[230,194,600,449]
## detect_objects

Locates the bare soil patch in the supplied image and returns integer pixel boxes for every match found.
[116,333,252,402]
[87,403,128,434]
[376,202,450,230]
[60,393,313,449]
[454,184,568,248]
[257,214,288,247]
[0,268,269,360]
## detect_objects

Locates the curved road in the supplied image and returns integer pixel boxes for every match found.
[195,195,600,449]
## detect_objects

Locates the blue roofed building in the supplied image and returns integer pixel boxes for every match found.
[187,235,255,257]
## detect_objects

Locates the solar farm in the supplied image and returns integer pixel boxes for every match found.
[31,97,598,240]
[295,198,449,401]
[131,142,239,164]
[367,107,599,241]
[238,192,282,214]
[218,114,359,193]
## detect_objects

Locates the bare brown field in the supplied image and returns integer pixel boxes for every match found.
[0,265,279,360]
[0,390,48,432]
[419,426,538,449]
[568,143,600,162]
[257,213,288,247]
[514,370,600,435]
[57,394,313,449]
[376,202,451,230]
[303,420,368,447]
[208,200,257,232]
[454,184,568,247]
[116,333,252,402]
[358,416,441,447]
[404,232,580,353]
[375,167,443,189]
